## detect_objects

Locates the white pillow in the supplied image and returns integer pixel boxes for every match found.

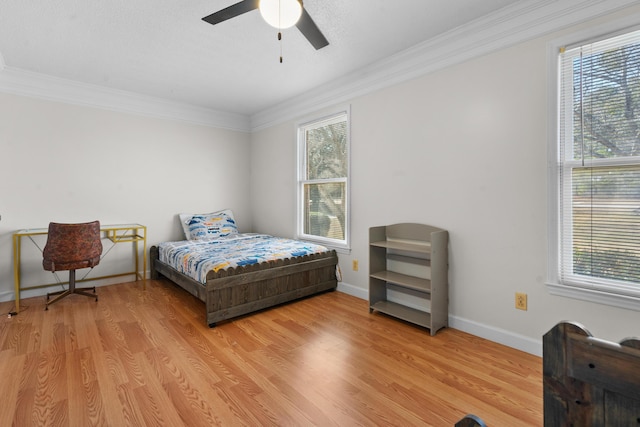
[179,209,238,240]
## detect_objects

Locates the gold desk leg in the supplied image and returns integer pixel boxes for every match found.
[142,226,147,289]
[12,234,21,313]
[134,235,139,280]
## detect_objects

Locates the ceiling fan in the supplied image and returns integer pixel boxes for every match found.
[202,0,329,50]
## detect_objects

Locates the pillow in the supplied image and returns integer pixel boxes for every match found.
[179,209,238,240]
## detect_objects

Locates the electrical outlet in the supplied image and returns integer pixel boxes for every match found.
[352,259,359,271]
[515,292,528,310]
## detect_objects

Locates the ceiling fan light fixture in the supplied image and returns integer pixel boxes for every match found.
[259,0,302,29]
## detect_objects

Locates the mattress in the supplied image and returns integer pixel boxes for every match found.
[158,233,331,284]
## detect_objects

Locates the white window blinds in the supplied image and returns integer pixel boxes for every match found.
[558,28,640,296]
[297,110,350,249]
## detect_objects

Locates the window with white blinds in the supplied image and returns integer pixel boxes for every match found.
[297,109,350,250]
[555,27,640,303]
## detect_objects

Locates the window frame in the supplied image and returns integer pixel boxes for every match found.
[547,19,640,311]
[296,107,351,252]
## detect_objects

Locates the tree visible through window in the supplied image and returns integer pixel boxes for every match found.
[557,28,640,292]
[298,111,349,247]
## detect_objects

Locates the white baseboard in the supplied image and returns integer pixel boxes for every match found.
[337,281,368,300]
[337,281,542,357]
[448,315,542,356]
[0,290,14,303]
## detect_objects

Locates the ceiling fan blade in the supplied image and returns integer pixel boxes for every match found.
[296,8,329,50]
[202,0,260,26]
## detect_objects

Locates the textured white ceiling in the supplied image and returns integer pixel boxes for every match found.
[0,0,522,116]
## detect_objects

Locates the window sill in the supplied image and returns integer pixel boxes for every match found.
[297,236,350,255]
[546,282,640,312]
[327,246,351,255]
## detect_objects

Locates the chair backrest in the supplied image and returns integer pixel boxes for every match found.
[43,221,103,272]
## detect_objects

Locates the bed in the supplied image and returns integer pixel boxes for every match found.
[150,210,338,327]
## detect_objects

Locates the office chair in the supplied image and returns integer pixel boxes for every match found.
[43,220,102,310]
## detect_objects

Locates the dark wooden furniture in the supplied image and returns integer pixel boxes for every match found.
[150,245,338,327]
[543,321,640,426]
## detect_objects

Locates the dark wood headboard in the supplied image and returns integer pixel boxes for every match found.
[543,321,640,426]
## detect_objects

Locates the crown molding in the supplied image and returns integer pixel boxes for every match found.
[0,66,251,132]
[1,1,637,133]
[250,0,640,131]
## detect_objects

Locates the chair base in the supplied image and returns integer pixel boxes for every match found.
[45,270,98,310]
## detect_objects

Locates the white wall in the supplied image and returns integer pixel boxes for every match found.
[250,10,640,355]
[249,122,297,238]
[0,92,251,301]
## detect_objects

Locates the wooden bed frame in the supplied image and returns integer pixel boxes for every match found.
[150,245,338,327]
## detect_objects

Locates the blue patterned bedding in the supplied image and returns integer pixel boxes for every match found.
[158,234,330,284]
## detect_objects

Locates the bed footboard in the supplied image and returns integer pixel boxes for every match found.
[150,245,338,326]
[204,252,338,326]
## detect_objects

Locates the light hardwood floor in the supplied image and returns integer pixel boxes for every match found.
[0,280,542,426]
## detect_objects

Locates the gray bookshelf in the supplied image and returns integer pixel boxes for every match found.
[369,223,448,336]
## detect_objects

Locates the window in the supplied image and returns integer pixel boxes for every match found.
[297,109,350,250]
[549,26,640,309]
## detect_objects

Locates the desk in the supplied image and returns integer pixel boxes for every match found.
[13,223,147,312]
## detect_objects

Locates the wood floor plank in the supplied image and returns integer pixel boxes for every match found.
[0,350,24,425]
[0,279,543,426]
